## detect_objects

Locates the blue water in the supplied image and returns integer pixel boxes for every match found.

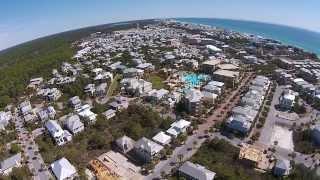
[182,72,209,89]
[176,18,320,56]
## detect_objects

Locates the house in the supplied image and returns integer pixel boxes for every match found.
[64,115,84,135]
[0,111,12,130]
[136,63,155,71]
[28,77,44,89]
[84,84,96,96]
[152,131,172,145]
[179,161,216,180]
[123,68,144,78]
[102,109,116,120]
[45,120,71,146]
[226,114,252,135]
[134,137,164,163]
[0,153,22,175]
[108,96,129,111]
[76,104,97,125]
[50,157,77,180]
[166,119,191,138]
[45,88,62,101]
[273,158,291,176]
[120,78,152,96]
[183,89,203,115]
[18,100,32,116]
[116,135,136,153]
[146,89,169,103]
[95,83,108,97]
[68,96,82,109]
[279,89,297,110]
[37,106,56,122]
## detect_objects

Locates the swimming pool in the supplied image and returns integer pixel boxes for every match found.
[181,72,210,89]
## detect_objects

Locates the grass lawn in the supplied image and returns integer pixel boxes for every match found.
[147,73,167,90]
[107,74,122,96]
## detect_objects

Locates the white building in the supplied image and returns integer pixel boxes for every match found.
[183,89,203,115]
[134,137,164,163]
[279,89,297,110]
[102,109,116,120]
[64,115,84,135]
[179,161,216,180]
[45,120,71,146]
[166,119,191,138]
[0,153,22,175]
[50,157,77,180]
[152,131,172,145]
[76,104,97,125]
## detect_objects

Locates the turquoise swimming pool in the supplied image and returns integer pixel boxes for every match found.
[181,72,210,89]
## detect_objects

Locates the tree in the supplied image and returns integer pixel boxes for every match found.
[10,143,21,154]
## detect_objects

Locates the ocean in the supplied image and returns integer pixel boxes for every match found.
[176,18,320,56]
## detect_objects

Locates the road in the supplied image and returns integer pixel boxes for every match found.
[14,113,52,180]
[145,73,254,179]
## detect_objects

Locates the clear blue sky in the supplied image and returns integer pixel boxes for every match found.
[1,0,319,50]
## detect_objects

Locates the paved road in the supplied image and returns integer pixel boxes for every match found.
[258,85,283,145]
[145,73,254,179]
[14,114,52,180]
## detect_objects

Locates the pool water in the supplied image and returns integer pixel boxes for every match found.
[181,73,210,89]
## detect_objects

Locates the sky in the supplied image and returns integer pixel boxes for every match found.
[1,0,320,50]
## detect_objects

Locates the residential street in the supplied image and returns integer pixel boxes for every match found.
[14,113,52,180]
[145,73,254,179]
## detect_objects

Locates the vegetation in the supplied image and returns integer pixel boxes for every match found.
[0,166,32,180]
[0,19,157,109]
[292,129,315,154]
[147,73,168,90]
[0,123,16,149]
[36,103,172,178]
[107,74,122,96]
[188,138,275,180]
[0,37,75,109]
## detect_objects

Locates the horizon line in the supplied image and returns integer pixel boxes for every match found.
[1,17,320,52]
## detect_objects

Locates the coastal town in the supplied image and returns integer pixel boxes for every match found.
[1,19,320,180]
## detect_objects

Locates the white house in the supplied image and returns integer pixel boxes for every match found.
[134,137,164,163]
[152,131,172,145]
[116,135,135,153]
[64,115,84,135]
[0,111,12,130]
[76,104,97,125]
[0,153,22,175]
[279,89,297,110]
[179,161,216,180]
[166,119,191,138]
[45,120,71,146]
[102,109,116,120]
[50,157,77,180]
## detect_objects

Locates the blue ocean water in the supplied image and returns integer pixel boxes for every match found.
[176,18,320,56]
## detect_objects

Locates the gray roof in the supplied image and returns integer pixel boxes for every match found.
[179,161,216,180]
[0,153,22,171]
[65,115,83,130]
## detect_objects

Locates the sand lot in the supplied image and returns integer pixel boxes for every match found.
[270,125,294,151]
